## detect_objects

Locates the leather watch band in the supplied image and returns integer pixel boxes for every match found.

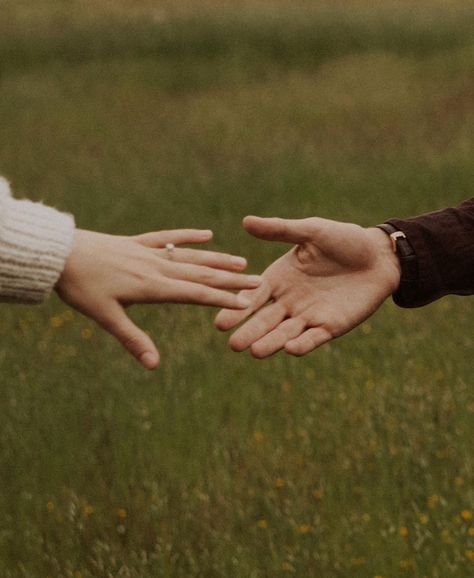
[376,223,418,303]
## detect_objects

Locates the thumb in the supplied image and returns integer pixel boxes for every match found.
[98,302,160,370]
[243,216,315,244]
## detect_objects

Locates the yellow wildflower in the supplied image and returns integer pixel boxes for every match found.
[468,527,474,536]
[84,505,94,516]
[350,557,366,567]
[461,510,473,521]
[465,550,474,563]
[312,489,323,500]
[427,494,440,509]
[46,501,55,513]
[281,562,294,572]
[50,316,63,328]
[361,513,371,523]
[116,508,127,520]
[274,478,286,489]
[418,513,429,525]
[400,559,415,569]
[455,476,465,487]
[257,519,268,529]
[81,328,93,340]
[399,526,409,538]
[62,310,75,321]
[297,524,312,535]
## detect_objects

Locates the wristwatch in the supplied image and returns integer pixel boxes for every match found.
[376,223,418,305]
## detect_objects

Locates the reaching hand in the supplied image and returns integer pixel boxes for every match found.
[56,228,261,369]
[215,216,401,358]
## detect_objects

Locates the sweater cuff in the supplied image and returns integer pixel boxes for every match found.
[0,183,75,304]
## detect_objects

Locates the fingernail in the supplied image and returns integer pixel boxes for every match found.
[200,230,213,238]
[237,296,252,308]
[249,275,262,286]
[140,352,158,369]
[231,256,247,268]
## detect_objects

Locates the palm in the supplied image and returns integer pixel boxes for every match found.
[215,216,400,357]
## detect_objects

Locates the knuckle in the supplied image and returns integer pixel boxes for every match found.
[200,271,217,285]
[229,333,246,352]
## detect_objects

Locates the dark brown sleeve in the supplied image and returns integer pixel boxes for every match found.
[385,198,474,308]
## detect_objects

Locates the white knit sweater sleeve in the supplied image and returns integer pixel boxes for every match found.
[0,177,75,303]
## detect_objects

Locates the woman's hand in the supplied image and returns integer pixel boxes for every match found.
[55,228,261,369]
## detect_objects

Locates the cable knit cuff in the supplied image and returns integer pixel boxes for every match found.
[0,178,75,304]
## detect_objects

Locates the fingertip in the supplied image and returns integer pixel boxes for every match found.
[214,313,229,331]
[237,295,252,309]
[242,215,260,229]
[195,229,213,242]
[229,334,247,352]
[214,310,239,332]
[284,341,302,356]
[230,256,248,270]
[250,343,269,359]
[140,351,160,370]
[248,275,263,287]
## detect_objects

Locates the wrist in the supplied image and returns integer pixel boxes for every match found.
[55,229,90,295]
[367,227,402,294]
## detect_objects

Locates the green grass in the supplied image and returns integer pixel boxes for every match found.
[0,1,473,576]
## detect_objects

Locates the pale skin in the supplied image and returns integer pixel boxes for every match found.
[215,216,402,358]
[56,228,262,370]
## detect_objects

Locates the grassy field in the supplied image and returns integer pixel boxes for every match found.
[0,1,473,576]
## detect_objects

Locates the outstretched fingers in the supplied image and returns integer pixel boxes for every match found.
[161,248,248,271]
[228,302,287,352]
[284,327,332,356]
[165,261,261,291]
[214,282,273,332]
[158,278,252,309]
[135,229,213,248]
[250,317,306,358]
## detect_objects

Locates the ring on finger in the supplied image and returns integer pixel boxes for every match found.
[165,243,175,260]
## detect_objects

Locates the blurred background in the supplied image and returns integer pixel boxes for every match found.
[0,1,473,576]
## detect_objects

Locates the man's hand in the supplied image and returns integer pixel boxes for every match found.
[215,216,401,358]
[56,228,261,369]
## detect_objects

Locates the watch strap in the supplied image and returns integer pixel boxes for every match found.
[376,222,419,304]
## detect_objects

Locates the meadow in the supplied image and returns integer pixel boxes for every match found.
[0,1,473,576]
